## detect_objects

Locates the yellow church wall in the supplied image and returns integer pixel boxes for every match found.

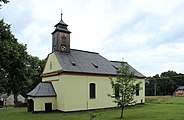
[40,74,145,112]
[51,77,65,111]
[28,97,57,112]
[59,75,86,111]
[86,76,117,110]
[134,78,145,103]
[55,74,145,112]
[54,75,88,111]
[42,53,62,74]
[42,76,65,111]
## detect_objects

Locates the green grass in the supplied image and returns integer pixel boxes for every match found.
[146,96,184,104]
[1,96,184,120]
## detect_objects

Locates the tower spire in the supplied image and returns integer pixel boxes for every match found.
[61,8,63,20]
[61,13,62,20]
[52,12,71,53]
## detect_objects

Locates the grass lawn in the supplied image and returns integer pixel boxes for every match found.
[1,96,184,120]
[146,96,184,104]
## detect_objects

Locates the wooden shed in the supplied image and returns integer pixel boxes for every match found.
[173,86,184,96]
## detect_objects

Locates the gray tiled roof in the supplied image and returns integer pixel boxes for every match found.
[27,82,56,97]
[110,61,145,78]
[176,86,184,90]
[54,49,145,78]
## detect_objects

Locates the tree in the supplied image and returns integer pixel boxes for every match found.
[0,19,29,106]
[145,77,155,96]
[146,74,160,96]
[160,70,178,78]
[108,62,141,119]
[172,74,184,89]
[0,0,9,8]
[0,1,44,106]
[21,56,45,97]
[156,77,174,95]
[0,0,9,3]
[145,71,184,96]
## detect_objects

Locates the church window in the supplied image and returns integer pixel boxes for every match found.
[136,84,139,96]
[115,84,120,98]
[90,83,96,99]
[50,61,52,70]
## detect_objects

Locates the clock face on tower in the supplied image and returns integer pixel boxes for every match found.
[61,45,66,51]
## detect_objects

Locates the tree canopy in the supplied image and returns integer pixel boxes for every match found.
[0,0,9,8]
[0,19,44,106]
[146,70,184,96]
[0,19,27,105]
[0,0,44,107]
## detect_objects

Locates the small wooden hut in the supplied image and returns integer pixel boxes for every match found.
[173,86,184,96]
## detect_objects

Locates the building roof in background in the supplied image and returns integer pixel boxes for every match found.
[176,86,184,90]
[27,82,56,97]
[0,93,8,98]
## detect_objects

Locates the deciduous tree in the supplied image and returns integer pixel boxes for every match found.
[146,71,184,96]
[0,1,44,106]
[0,0,9,8]
[0,19,29,106]
[108,61,141,119]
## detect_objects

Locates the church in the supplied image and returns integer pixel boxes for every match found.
[27,13,145,113]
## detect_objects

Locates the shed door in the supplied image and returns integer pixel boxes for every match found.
[45,103,52,113]
[0,100,3,106]
[28,99,34,112]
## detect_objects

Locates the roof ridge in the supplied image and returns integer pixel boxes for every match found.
[36,83,41,94]
[70,49,99,54]
[110,60,128,63]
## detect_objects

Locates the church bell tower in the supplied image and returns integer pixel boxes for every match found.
[52,13,71,52]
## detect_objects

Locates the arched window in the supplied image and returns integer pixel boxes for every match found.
[50,61,52,70]
[115,84,120,98]
[136,84,140,96]
[89,83,96,99]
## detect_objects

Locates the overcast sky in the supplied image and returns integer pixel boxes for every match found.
[1,0,184,76]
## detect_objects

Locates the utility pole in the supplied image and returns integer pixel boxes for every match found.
[154,82,157,96]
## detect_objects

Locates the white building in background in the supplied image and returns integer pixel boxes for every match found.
[0,93,25,106]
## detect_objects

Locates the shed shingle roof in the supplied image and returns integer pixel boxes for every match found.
[176,86,184,90]
[27,82,56,97]
[54,49,145,78]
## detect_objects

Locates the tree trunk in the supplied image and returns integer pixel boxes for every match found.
[120,106,124,118]
[13,93,18,107]
[154,84,157,96]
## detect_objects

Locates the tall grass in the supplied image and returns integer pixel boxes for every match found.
[146,96,184,104]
